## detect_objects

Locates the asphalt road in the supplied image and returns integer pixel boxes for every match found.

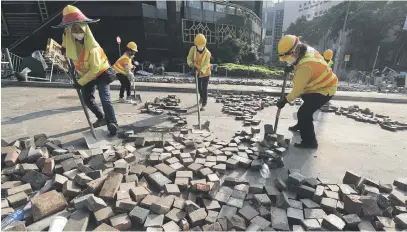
[2,86,407,183]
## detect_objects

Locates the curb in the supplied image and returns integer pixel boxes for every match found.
[2,80,407,104]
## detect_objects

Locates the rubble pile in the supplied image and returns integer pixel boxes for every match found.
[0,124,293,231]
[141,95,188,126]
[213,94,274,126]
[320,104,407,132]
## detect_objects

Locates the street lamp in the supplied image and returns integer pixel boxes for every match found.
[333,0,351,75]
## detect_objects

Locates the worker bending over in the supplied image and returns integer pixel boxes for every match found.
[53,5,119,135]
[276,35,338,149]
[323,49,334,68]
[113,42,137,103]
[187,33,212,110]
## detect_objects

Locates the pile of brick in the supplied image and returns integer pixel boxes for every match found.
[213,94,277,126]
[0,124,292,231]
[136,77,279,87]
[141,95,188,126]
[320,104,407,132]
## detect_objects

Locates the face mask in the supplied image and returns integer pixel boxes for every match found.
[72,33,85,41]
[197,46,204,51]
[128,52,135,57]
[285,55,298,65]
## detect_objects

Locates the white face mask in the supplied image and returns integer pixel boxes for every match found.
[197,46,204,51]
[72,32,85,41]
[285,55,297,65]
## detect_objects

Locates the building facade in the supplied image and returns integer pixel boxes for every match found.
[1,1,263,71]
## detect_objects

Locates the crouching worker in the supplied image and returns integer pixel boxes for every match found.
[53,5,119,135]
[276,35,338,149]
[187,33,211,110]
[113,42,137,103]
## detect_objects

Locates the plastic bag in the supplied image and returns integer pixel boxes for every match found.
[260,163,271,178]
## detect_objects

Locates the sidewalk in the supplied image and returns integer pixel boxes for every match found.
[3,79,407,103]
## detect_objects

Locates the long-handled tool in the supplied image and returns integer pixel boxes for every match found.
[194,71,202,130]
[129,62,142,103]
[273,71,290,134]
[66,59,97,139]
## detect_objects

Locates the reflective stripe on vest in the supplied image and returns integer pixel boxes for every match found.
[74,47,110,77]
[113,54,134,75]
[193,47,211,77]
[297,48,338,92]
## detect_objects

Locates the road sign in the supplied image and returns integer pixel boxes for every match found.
[344,54,350,62]
[116,36,121,44]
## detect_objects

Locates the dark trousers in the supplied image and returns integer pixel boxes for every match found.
[117,73,131,98]
[82,74,117,124]
[297,93,332,144]
[197,76,209,104]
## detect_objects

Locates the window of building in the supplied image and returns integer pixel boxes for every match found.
[226,6,235,15]
[203,2,214,11]
[187,0,201,9]
[156,0,167,10]
[266,29,273,36]
[215,4,226,13]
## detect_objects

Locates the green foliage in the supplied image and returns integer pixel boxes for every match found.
[219,63,284,76]
[217,35,259,64]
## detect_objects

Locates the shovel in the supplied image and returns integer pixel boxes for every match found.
[129,61,142,104]
[273,71,290,134]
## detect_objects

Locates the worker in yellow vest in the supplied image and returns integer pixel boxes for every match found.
[53,5,119,135]
[323,49,334,68]
[276,35,338,149]
[113,42,137,103]
[187,33,211,110]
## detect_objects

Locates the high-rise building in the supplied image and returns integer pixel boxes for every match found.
[262,1,284,64]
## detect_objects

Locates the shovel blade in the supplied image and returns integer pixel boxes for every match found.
[134,94,142,103]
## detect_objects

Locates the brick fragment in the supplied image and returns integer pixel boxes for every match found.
[270,206,289,231]
[93,223,119,231]
[63,209,90,231]
[151,195,174,214]
[94,206,115,225]
[322,214,346,231]
[7,191,28,208]
[21,170,48,190]
[31,190,68,221]
[144,214,164,228]
[99,172,123,200]
[109,213,132,230]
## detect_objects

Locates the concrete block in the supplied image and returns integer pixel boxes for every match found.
[165,184,181,196]
[155,163,176,178]
[85,195,108,212]
[264,185,280,201]
[73,173,92,186]
[227,215,246,230]
[94,206,115,225]
[393,179,407,192]
[324,190,340,200]
[205,210,218,224]
[212,163,226,174]
[394,213,407,230]
[99,172,123,200]
[270,206,289,231]
[218,205,237,219]
[61,158,78,172]
[4,149,20,167]
[31,190,68,221]
[86,175,107,193]
[165,208,186,223]
[359,195,382,217]
[227,197,244,209]
[250,215,271,230]
[114,159,129,175]
[130,186,150,202]
[296,185,316,199]
[22,170,48,190]
[129,164,146,176]
[42,158,55,176]
[276,192,290,209]
[109,213,132,230]
[176,170,193,180]
[343,194,362,214]
[19,163,39,174]
[304,208,327,219]
[343,171,362,185]
[289,199,303,210]
[389,189,407,206]
[301,219,321,231]
[342,214,361,229]
[170,162,185,171]
[63,209,89,231]
[62,180,81,197]
[173,197,185,210]
[238,205,259,222]
[7,191,28,208]
[322,214,346,231]
[148,172,172,190]
[287,207,304,224]
[321,197,338,213]
[300,198,320,209]
[7,183,32,197]
[162,221,181,232]
[116,199,138,212]
[144,214,164,228]
[313,185,324,203]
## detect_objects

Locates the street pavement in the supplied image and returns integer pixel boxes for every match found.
[2,86,407,183]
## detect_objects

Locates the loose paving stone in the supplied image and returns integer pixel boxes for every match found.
[378,183,393,193]
[227,214,246,230]
[205,210,219,224]
[63,209,90,231]
[166,208,186,223]
[170,162,185,171]
[163,221,181,232]
[7,191,28,208]
[73,172,92,186]
[22,170,48,190]
[358,220,376,231]
[342,214,362,228]
[199,167,213,177]
[129,164,146,176]
[249,184,263,194]
[218,205,238,219]
[288,172,306,186]
[176,170,193,180]
[93,223,119,231]
[359,195,382,216]
[130,186,150,202]
[231,190,246,200]
[188,163,203,175]
[175,177,189,190]
[226,158,239,169]
[129,206,150,225]
[173,197,185,210]
[202,222,222,231]
[114,159,129,174]
[86,195,108,212]
[99,172,123,200]
[301,219,322,231]
[270,206,290,231]
[254,194,271,207]
[276,192,290,209]
[212,163,226,174]
[238,205,259,222]
[188,208,207,227]
[304,177,321,188]
[296,185,316,199]
[31,190,68,221]
[148,172,172,190]
[86,175,107,193]
[343,194,363,214]
[144,214,164,228]
[207,173,220,183]
[155,163,176,178]
[393,178,407,192]
[258,205,270,218]
[72,193,94,210]
[250,215,271,230]
[2,207,15,219]
[304,208,327,219]
[184,200,200,213]
[142,166,158,177]
[227,197,244,209]
[343,171,362,185]
[140,195,160,209]
[289,199,303,210]
[321,197,338,213]
[394,206,407,215]
[63,169,81,180]
[62,180,81,197]
[1,198,9,208]
[293,225,305,232]
[287,207,304,224]
[322,214,346,231]
[394,213,407,229]
[151,195,174,214]
[109,213,132,230]
[376,216,395,230]
[116,199,138,212]
[203,199,221,211]
[246,223,261,232]
[165,184,181,196]
[274,178,288,191]
[264,185,280,201]
[324,190,340,200]
[195,158,206,165]
[361,184,380,195]
[377,194,392,210]
[389,189,407,206]
[6,183,32,196]
[300,198,320,208]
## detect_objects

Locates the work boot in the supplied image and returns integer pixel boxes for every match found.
[201,102,207,111]
[107,123,118,136]
[92,118,107,128]
[294,141,318,149]
[199,98,203,104]
[288,124,299,132]
[119,98,127,103]
[126,96,134,104]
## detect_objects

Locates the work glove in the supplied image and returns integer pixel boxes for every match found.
[73,82,82,90]
[284,65,294,74]
[276,97,288,109]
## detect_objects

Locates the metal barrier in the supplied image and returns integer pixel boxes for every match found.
[1,48,23,77]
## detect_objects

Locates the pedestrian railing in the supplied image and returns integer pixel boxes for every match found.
[1,48,23,78]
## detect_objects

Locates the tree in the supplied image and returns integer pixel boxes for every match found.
[217,35,259,64]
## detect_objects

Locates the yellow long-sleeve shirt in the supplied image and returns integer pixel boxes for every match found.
[286,66,337,102]
[187,46,211,77]
[77,47,108,86]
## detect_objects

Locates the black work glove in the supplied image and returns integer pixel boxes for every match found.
[284,65,294,74]
[276,97,288,109]
[73,82,82,90]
